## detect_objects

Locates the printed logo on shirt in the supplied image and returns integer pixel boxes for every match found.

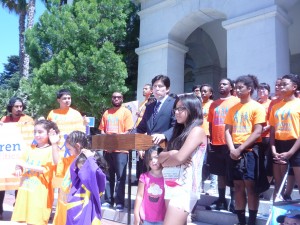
[213,106,229,125]
[232,111,251,133]
[275,108,292,132]
[147,183,163,202]
[106,115,119,133]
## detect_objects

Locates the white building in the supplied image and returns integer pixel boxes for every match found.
[135,0,300,99]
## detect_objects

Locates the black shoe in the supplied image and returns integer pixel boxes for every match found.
[208,199,228,210]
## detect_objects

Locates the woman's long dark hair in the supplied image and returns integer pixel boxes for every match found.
[167,94,203,151]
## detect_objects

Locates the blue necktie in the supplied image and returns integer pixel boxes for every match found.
[153,101,161,122]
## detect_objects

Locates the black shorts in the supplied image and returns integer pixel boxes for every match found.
[207,145,230,176]
[228,144,260,181]
[274,139,300,167]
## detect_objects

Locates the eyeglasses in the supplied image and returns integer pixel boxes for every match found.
[173,107,186,113]
[112,96,122,99]
[194,89,200,92]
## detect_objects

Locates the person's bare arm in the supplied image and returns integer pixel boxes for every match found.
[133,181,145,225]
[49,128,61,165]
[161,127,206,167]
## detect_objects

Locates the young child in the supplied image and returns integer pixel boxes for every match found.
[134,145,166,225]
[11,119,60,225]
[66,143,106,225]
[53,130,89,225]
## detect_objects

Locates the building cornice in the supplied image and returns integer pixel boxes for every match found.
[222,5,292,30]
[135,39,189,55]
[138,0,177,18]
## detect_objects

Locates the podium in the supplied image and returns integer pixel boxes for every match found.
[92,134,164,225]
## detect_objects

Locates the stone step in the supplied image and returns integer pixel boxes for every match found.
[202,180,300,201]
[101,206,215,225]
[192,205,269,225]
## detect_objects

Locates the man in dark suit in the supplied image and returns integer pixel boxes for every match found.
[136,74,176,144]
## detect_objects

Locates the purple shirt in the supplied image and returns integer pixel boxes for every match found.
[66,156,106,225]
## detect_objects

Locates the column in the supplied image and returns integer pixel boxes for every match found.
[222,5,291,90]
[135,39,188,102]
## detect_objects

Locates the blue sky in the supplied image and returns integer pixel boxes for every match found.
[0,1,46,73]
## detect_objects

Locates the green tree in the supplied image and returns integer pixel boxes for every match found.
[1,0,27,77]
[0,55,21,90]
[118,2,140,101]
[0,55,20,117]
[24,0,132,119]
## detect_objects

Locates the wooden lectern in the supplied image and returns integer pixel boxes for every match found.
[92,134,164,225]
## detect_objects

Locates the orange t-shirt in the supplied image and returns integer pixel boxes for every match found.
[99,106,134,153]
[258,99,271,138]
[269,98,300,140]
[267,98,282,120]
[47,107,85,135]
[1,114,34,124]
[53,156,76,225]
[224,100,266,145]
[207,96,240,145]
[202,100,213,136]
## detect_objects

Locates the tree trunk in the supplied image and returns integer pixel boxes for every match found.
[23,0,36,78]
[19,10,26,78]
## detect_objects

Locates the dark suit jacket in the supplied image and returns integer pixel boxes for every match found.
[136,96,176,141]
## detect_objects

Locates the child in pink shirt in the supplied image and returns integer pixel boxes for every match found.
[134,145,166,225]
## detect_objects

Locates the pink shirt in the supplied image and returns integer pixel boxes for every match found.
[139,172,166,222]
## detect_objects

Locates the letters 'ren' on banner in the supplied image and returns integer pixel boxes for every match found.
[0,123,34,190]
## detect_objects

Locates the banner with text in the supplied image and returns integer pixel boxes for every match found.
[0,123,34,190]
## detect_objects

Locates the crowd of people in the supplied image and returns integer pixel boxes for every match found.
[0,73,300,225]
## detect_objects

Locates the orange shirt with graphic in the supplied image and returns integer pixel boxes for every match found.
[269,98,300,140]
[207,96,240,145]
[1,114,34,124]
[267,98,282,120]
[47,107,85,135]
[99,106,134,153]
[224,100,266,145]
[202,100,213,136]
[258,99,271,138]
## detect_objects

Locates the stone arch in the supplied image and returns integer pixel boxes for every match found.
[167,9,227,94]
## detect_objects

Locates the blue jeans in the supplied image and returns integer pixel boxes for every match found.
[103,152,128,205]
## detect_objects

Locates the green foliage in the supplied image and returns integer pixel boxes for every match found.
[0,88,15,118]
[0,55,20,90]
[25,0,132,119]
